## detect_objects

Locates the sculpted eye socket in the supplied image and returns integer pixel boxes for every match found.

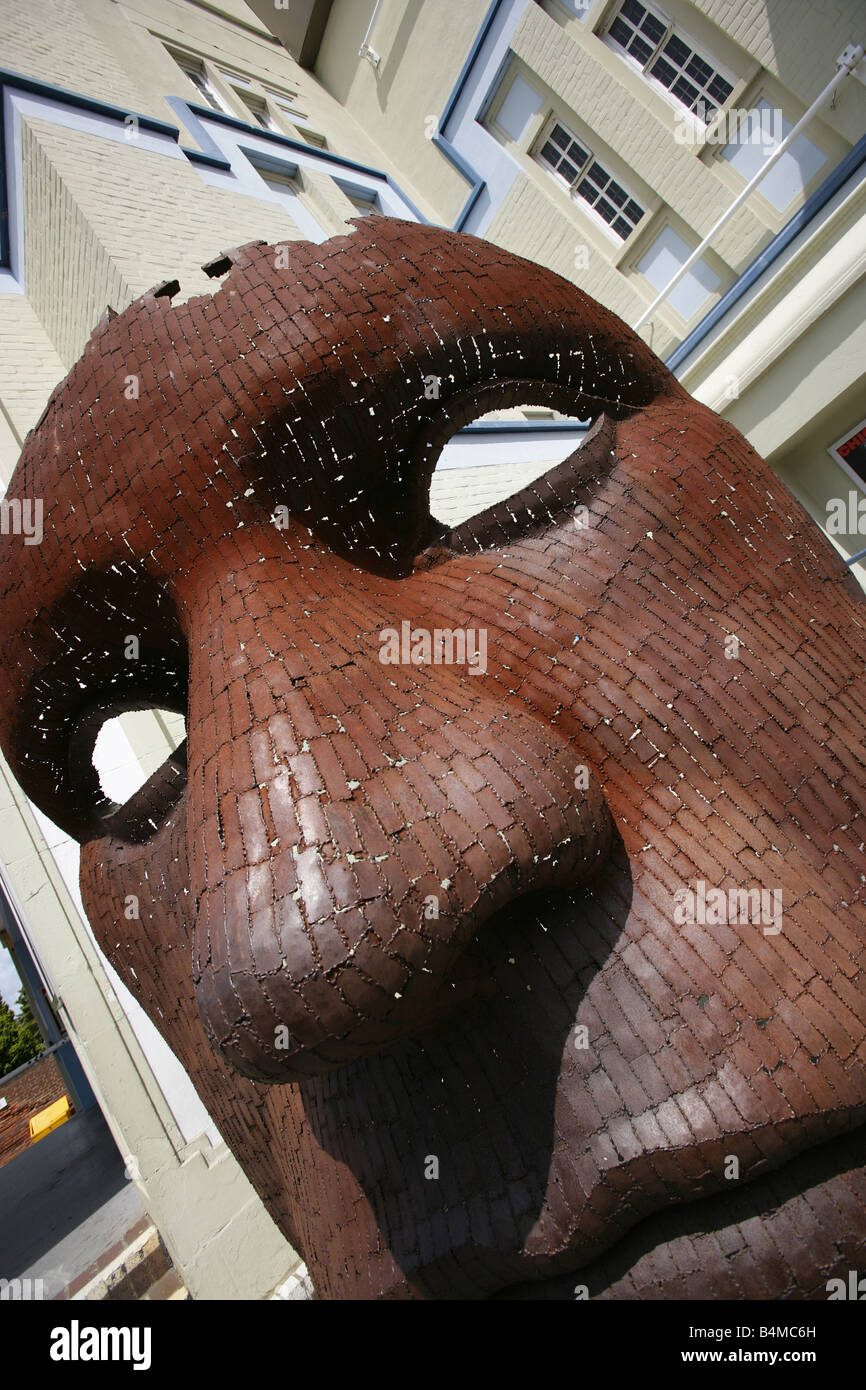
[6,567,190,845]
[429,402,596,529]
[412,378,619,564]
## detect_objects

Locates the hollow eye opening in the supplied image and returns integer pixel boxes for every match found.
[71,703,188,845]
[93,708,187,806]
[429,399,596,529]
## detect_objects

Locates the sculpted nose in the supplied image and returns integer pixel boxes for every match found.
[178,534,612,1082]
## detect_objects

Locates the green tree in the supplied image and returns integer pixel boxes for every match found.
[15,988,44,1061]
[0,988,44,1076]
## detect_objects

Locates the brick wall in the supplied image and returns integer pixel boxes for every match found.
[698,0,863,110]
[512,5,769,267]
[20,118,308,369]
[0,1053,69,1168]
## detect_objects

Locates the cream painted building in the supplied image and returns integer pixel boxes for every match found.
[0,0,863,1299]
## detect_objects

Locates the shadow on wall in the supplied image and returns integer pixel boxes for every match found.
[761,0,857,100]
[375,0,428,113]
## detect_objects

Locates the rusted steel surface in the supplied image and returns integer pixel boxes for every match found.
[0,220,863,1298]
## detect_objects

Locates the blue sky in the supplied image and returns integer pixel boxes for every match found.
[0,943,21,1010]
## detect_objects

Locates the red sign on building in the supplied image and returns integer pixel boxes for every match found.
[829,417,866,486]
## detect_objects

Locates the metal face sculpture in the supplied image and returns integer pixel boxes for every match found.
[0,220,863,1298]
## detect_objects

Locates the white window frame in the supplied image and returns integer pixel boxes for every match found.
[534,115,647,242]
[602,1,739,128]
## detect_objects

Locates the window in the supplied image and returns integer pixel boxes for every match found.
[255,167,328,242]
[344,190,379,217]
[721,99,827,213]
[493,75,542,143]
[263,89,307,122]
[166,47,318,142]
[608,0,667,64]
[539,123,590,186]
[635,224,721,321]
[537,121,645,240]
[167,50,229,113]
[263,95,327,147]
[260,169,299,196]
[237,90,273,129]
[607,1,735,123]
[650,32,734,122]
[828,417,866,490]
[215,72,276,129]
[219,76,314,136]
[298,128,327,149]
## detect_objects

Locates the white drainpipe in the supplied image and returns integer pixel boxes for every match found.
[359,0,384,68]
[634,43,866,332]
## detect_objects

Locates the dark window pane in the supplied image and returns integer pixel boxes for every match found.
[607,181,627,207]
[673,76,699,105]
[613,216,632,238]
[622,0,645,22]
[587,162,607,187]
[625,199,644,221]
[551,124,570,149]
[609,17,632,48]
[629,34,653,63]
[540,142,560,165]
[641,13,666,43]
[651,56,676,86]
[569,142,590,167]
[576,179,597,203]
[708,75,733,102]
[559,160,579,183]
[664,34,690,65]
[686,54,712,85]
[596,198,617,223]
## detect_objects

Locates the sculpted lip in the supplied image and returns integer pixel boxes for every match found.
[490,1119,866,1300]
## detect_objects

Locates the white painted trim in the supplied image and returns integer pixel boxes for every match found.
[189,112,418,237]
[0,83,420,289]
[435,426,588,471]
[439,0,529,236]
[0,87,187,294]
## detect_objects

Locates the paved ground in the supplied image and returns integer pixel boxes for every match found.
[0,1105,144,1299]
